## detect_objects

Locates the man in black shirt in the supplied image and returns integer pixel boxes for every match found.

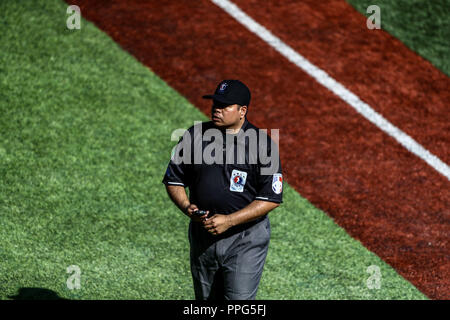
[162,80,283,300]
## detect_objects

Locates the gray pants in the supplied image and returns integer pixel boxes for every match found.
[188,216,271,301]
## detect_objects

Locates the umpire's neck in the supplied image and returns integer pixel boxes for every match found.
[222,117,246,135]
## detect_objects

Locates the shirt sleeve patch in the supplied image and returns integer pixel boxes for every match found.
[272,173,283,194]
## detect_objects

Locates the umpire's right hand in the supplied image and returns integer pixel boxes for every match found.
[185,204,209,222]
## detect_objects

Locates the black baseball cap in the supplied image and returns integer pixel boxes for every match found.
[202,80,251,107]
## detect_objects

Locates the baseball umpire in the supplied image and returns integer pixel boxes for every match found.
[162,80,283,300]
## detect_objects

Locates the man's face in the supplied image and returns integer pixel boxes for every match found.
[211,100,246,128]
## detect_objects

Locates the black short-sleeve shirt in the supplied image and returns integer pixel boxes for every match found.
[162,119,283,215]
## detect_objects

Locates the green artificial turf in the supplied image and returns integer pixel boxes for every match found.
[347,0,450,76]
[0,0,427,299]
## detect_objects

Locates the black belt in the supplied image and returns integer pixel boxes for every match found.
[220,214,267,238]
[192,214,268,241]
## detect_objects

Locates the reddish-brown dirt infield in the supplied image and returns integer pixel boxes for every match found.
[68,0,450,299]
[233,0,450,165]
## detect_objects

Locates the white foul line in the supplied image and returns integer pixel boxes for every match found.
[211,0,450,181]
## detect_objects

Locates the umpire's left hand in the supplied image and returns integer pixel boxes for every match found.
[202,214,233,236]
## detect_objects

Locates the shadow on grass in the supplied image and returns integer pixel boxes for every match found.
[8,288,68,300]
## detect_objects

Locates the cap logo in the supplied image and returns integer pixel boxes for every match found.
[218,82,228,93]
